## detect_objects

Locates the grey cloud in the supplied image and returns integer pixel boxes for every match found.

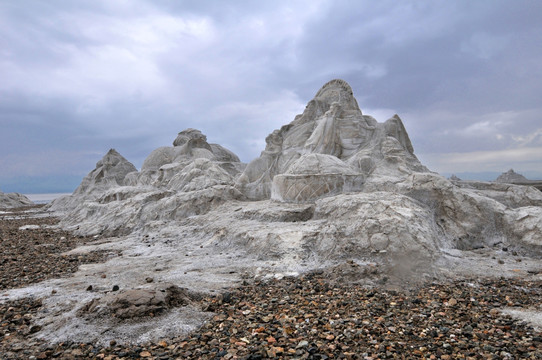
[1,0,542,193]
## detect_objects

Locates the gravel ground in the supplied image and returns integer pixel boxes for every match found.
[0,206,117,290]
[1,207,542,359]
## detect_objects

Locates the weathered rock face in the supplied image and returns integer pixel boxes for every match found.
[0,189,34,208]
[134,128,243,187]
[271,154,365,202]
[236,79,427,201]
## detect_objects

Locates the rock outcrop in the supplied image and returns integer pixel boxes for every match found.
[79,285,194,320]
[496,169,529,183]
[49,130,245,235]
[49,149,137,212]
[50,79,542,261]
[236,79,427,201]
[0,189,34,208]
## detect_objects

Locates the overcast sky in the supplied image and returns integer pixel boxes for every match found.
[1,0,542,193]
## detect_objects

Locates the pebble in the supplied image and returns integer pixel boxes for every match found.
[2,274,542,358]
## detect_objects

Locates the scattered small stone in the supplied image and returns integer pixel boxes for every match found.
[86,285,93,291]
[489,308,500,316]
[0,207,112,291]
[112,285,119,292]
[448,298,457,306]
[28,325,41,334]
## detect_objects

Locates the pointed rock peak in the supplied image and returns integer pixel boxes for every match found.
[74,148,138,196]
[173,129,207,147]
[384,114,415,154]
[97,148,133,168]
[106,148,120,156]
[449,174,461,181]
[237,79,428,200]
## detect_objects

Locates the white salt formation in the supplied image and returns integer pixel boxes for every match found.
[50,79,542,259]
[0,188,33,208]
[495,168,529,183]
[49,149,137,212]
[238,79,426,201]
[10,79,541,345]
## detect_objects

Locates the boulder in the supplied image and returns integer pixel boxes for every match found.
[312,192,440,266]
[79,285,193,320]
[504,206,542,255]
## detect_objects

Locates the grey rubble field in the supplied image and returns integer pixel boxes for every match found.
[2,79,542,346]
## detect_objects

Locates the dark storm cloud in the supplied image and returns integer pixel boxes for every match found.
[1,0,542,193]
